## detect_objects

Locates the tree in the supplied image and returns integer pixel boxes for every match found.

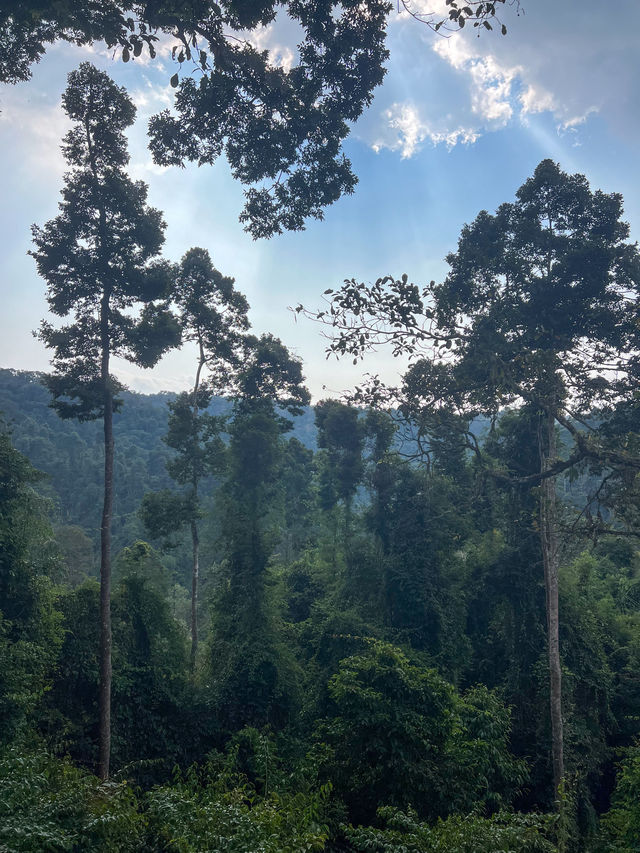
[209,333,310,729]
[142,247,249,672]
[316,639,525,825]
[0,429,63,745]
[315,399,365,544]
[30,63,181,779]
[301,159,640,798]
[2,2,514,237]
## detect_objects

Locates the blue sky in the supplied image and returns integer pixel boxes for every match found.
[1,0,639,401]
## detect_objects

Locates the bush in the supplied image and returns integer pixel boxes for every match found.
[316,639,526,824]
[599,744,640,851]
[0,748,143,852]
[145,758,331,852]
[346,806,556,852]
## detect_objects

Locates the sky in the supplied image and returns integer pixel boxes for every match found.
[1,0,639,401]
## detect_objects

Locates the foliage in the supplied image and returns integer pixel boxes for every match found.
[316,639,525,824]
[4,152,640,848]
[0,368,316,554]
[315,400,365,513]
[145,756,331,852]
[32,60,182,779]
[346,805,556,853]
[32,63,180,422]
[0,748,143,852]
[2,0,391,237]
[600,744,640,850]
[0,430,63,745]
[302,159,640,799]
[208,334,310,729]
[305,159,640,433]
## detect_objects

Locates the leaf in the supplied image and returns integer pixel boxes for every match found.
[170,73,179,88]
[133,41,142,57]
[501,23,507,34]
[122,46,130,62]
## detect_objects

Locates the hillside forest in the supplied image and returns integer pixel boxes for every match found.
[2,16,640,853]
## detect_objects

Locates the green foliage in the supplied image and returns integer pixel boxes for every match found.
[42,566,211,781]
[110,569,199,779]
[139,491,194,543]
[40,582,101,767]
[600,744,640,850]
[372,464,471,672]
[315,400,365,514]
[0,431,63,744]
[346,806,556,853]
[145,756,330,852]
[3,152,640,841]
[316,639,525,824]
[207,334,310,730]
[32,63,180,422]
[0,748,143,852]
[0,369,317,548]
[278,437,317,561]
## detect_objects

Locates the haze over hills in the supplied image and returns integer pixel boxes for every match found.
[0,368,317,547]
[0,367,591,544]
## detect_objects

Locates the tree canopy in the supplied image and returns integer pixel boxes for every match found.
[3,1,516,237]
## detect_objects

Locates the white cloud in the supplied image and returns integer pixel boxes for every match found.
[519,82,556,117]
[240,11,304,72]
[356,0,640,158]
[0,90,70,180]
[373,102,477,157]
[246,24,298,71]
[129,78,174,114]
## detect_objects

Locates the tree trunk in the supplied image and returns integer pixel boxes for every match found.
[539,410,564,797]
[98,299,113,781]
[190,518,199,673]
[188,340,206,675]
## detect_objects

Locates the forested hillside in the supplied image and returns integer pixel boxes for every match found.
[0,368,316,553]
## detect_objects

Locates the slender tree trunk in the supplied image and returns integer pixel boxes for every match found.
[190,517,199,673]
[189,339,205,673]
[87,101,114,781]
[98,295,113,782]
[538,409,564,797]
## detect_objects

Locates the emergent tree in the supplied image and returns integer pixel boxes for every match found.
[300,159,640,798]
[31,63,180,779]
[142,247,249,671]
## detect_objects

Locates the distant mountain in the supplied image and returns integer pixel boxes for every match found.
[0,369,318,546]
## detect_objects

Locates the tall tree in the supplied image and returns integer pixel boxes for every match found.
[315,399,365,543]
[31,63,180,779]
[301,159,640,797]
[142,247,249,671]
[2,2,512,236]
[210,333,310,728]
